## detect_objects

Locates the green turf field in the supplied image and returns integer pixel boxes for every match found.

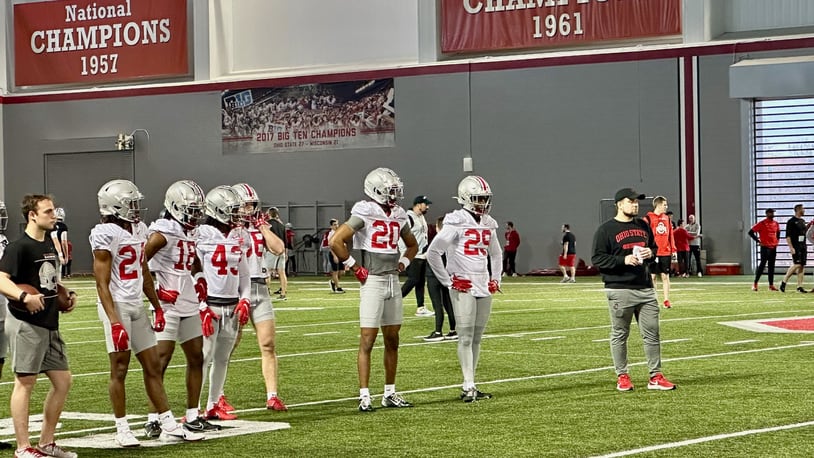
[2,274,813,457]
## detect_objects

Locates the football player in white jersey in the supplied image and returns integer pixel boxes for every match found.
[330,167,418,412]
[426,176,502,402]
[91,179,203,447]
[196,186,251,420]
[142,180,221,436]
[231,183,288,411]
[0,201,7,379]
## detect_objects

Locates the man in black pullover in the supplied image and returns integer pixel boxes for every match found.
[592,188,676,392]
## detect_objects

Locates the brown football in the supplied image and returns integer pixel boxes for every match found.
[56,284,73,312]
[7,284,41,312]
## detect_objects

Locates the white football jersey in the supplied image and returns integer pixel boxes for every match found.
[351,200,409,255]
[196,224,249,299]
[147,218,198,316]
[90,221,149,303]
[236,225,267,278]
[426,209,502,298]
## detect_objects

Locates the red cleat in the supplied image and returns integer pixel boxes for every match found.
[266,396,288,411]
[217,395,235,413]
[769,285,779,291]
[647,373,676,390]
[205,405,237,421]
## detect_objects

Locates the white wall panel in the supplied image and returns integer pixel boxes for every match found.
[724,0,814,33]
[218,0,419,76]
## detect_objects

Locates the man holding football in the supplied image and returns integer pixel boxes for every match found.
[0,194,78,458]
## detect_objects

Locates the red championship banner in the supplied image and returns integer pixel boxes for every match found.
[14,0,189,87]
[441,0,681,53]
[222,80,395,154]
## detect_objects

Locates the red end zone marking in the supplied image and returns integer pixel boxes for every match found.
[758,317,814,331]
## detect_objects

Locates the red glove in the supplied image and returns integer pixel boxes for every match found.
[251,213,269,227]
[157,286,179,304]
[194,276,207,303]
[235,298,251,327]
[488,279,501,294]
[200,307,220,337]
[152,308,166,332]
[451,275,472,293]
[353,266,369,283]
[111,322,129,352]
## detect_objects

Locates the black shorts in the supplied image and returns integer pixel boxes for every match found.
[329,256,342,272]
[792,244,807,266]
[650,255,672,275]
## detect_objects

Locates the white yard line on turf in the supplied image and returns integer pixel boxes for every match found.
[591,420,814,457]
[724,339,760,345]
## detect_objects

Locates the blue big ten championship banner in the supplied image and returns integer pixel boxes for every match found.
[222,79,395,154]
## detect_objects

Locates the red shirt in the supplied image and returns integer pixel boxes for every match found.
[673,227,690,251]
[751,218,780,247]
[645,211,675,256]
[504,229,520,252]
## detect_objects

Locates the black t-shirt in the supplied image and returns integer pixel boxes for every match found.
[0,233,60,329]
[562,232,576,255]
[786,216,807,247]
[591,218,657,290]
[269,219,286,243]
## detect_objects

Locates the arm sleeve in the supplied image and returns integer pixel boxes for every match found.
[489,229,503,282]
[426,228,455,288]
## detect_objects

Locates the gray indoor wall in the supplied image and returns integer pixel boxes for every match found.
[3,49,800,275]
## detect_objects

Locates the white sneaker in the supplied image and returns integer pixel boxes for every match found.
[159,423,205,442]
[511,273,519,277]
[35,443,76,458]
[697,272,703,277]
[415,307,435,317]
[568,278,576,283]
[115,430,141,448]
[560,277,570,283]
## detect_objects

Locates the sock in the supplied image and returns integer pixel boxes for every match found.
[206,401,216,412]
[267,392,277,401]
[185,408,199,421]
[384,384,396,397]
[147,413,159,423]
[359,388,370,398]
[158,410,176,428]
[115,416,130,434]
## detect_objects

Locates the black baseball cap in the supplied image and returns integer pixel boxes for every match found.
[765,208,775,215]
[413,195,432,205]
[614,188,646,203]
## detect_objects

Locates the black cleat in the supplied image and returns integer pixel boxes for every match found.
[183,416,222,432]
[144,420,162,439]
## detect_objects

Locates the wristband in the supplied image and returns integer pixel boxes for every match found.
[398,257,411,269]
[343,256,357,269]
[18,291,27,302]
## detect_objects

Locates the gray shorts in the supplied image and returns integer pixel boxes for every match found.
[98,301,157,354]
[265,252,286,271]
[359,274,403,328]
[155,313,203,344]
[6,314,69,374]
[250,283,275,324]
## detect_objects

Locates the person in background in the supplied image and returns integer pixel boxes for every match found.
[559,224,576,283]
[423,216,457,342]
[326,219,345,293]
[0,194,79,458]
[685,214,703,277]
[643,196,676,309]
[266,208,288,300]
[591,188,675,393]
[401,195,433,317]
[779,204,812,293]
[673,219,691,278]
[285,223,296,275]
[50,207,69,279]
[503,221,520,277]
[748,208,780,291]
